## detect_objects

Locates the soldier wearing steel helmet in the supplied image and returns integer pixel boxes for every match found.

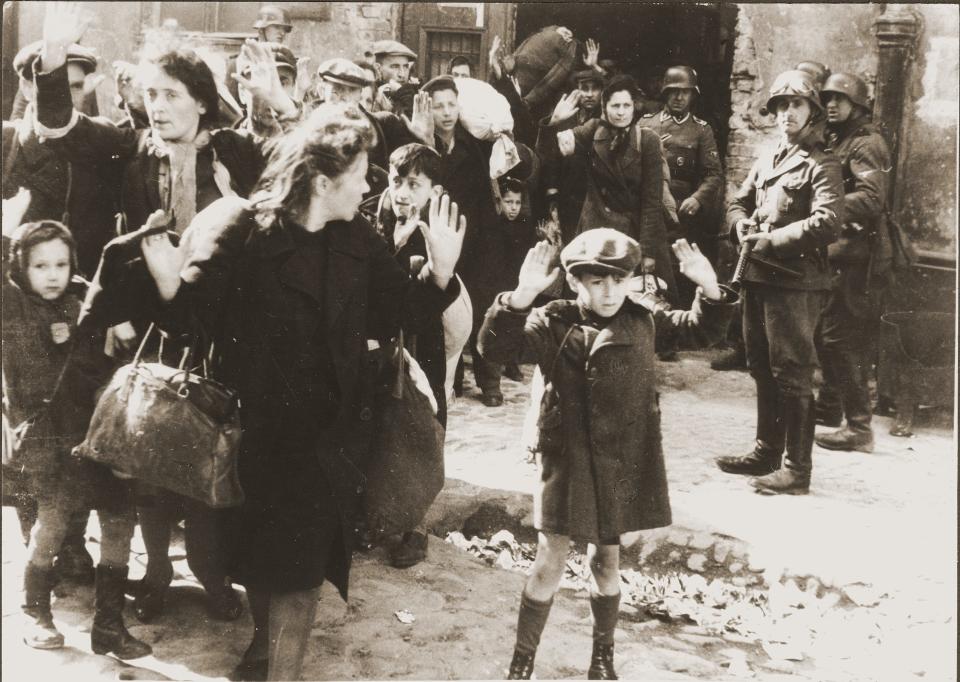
[714,69,843,496]
[641,66,724,309]
[813,72,893,452]
[253,5,293,45]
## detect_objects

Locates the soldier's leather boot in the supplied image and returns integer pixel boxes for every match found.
[22,563,64,649]
[717,378,783,475]
[816,350,875,452]
[710,344,746,371]
[91,564,153,659]
[752,394,813,495]
[587,643,618,680]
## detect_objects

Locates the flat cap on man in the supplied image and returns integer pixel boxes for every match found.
[561,228,643,276]
[371,40,417,60]
[573,69,604,86]
[317,58,373,88]
[14,41,97,80]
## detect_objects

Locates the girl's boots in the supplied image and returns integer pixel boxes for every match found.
[587,592,619,680]
[91,564,153,659]
[22,563,64,649]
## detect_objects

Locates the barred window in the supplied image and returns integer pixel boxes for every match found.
[424,30,482,79]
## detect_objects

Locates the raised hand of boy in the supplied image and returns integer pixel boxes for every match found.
[508,241,559,310]
[672,239,722,301]
[41,1,92,72]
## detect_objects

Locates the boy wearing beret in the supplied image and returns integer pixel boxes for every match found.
[478,230,736,679]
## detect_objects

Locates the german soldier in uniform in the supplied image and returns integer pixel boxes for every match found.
[714,70,843,495]
[641,66,723,308]
[813,73,892,452]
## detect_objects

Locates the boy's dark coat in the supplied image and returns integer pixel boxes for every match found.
[479,292,733,541]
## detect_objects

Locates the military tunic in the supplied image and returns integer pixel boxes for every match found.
[640,109,723,239]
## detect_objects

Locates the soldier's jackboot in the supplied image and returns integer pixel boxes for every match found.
[815,351,875,452]
[716,378,784,475]
[752,394,813,495]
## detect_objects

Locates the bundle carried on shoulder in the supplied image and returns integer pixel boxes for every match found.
[507,26,580,111]
[455,77,520,179]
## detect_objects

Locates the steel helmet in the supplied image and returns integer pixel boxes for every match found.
[795,61,831,88]
[820,72,870,110]
[765,69,824,115]
[253,5,292,32]
[660,65,699,95]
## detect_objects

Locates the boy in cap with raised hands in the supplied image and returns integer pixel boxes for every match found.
[478,230,736,679]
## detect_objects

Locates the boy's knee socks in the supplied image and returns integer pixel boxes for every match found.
[515,591,554,655]
[590,591,620,645]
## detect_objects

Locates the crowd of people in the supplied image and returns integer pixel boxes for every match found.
[2,3,906,680]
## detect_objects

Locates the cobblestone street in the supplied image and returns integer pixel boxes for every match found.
[3,349,956,681]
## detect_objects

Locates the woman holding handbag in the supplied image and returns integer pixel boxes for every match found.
[137,103,465,681]
[32,3,299,624]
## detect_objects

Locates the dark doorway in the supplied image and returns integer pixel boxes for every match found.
[514,2,738,157]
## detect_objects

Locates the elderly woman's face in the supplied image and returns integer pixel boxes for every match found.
[322,151,371,222]
[141,64,205,142]
[605,90,634,128]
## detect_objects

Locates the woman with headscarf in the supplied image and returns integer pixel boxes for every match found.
[541,74,677,300]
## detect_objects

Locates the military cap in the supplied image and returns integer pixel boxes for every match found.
[561,228,642,276]
[371,40,417,61]
[573,69,604,86]
[317,58,372,87]
[420,75,458,95]
[821,72,870,110]
[253,5,292,32]
[14,41,97,80]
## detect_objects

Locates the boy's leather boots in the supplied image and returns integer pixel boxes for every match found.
[91,564,153,659]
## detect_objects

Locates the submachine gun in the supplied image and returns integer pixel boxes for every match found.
[730,213,803,290]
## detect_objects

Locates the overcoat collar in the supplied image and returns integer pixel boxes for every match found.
[545,299,647,358]
[756,144,810,186]
[591,122,641,180]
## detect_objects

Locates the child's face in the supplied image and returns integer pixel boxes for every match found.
[569,271,630,318]
[388,168,434,219]
[26,239,71,301]
[500,191,522,221]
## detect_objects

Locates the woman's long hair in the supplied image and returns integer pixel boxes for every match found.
[251,104,374,226]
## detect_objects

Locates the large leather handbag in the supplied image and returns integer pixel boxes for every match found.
[363,332,445,537]
[75,324,244,508]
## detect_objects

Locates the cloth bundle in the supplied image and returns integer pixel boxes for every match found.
[455,77,520,179]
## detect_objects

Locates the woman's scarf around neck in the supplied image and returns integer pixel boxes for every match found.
[148,128,237,234]
[598,118,633,154]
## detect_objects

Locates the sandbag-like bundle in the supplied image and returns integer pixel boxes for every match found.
[456,78,520,178]
[508,26,580,109]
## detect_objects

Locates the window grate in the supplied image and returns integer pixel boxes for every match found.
[425,30,482,79]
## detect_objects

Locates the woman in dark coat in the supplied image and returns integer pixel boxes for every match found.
[33,5,297,624]
[137,104,465,680]
[541,75,678,300]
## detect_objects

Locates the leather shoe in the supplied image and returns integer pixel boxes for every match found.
[390,531,428,568]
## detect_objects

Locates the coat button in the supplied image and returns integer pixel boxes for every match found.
[360,407,373,421]
[357,485,364,494]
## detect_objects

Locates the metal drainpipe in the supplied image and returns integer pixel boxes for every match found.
[872,4,921,212]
